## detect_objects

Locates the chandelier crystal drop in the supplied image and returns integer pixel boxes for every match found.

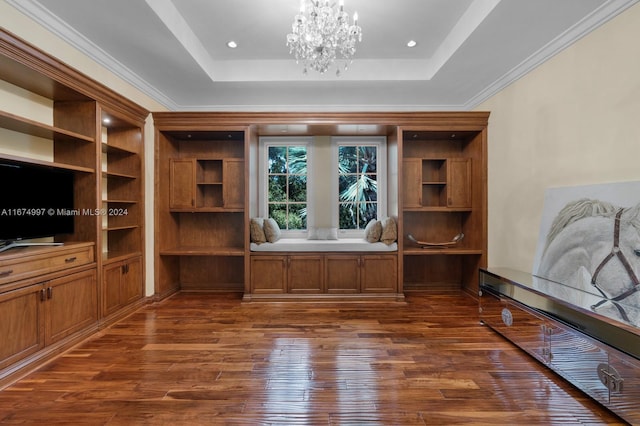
[286,0,362,76]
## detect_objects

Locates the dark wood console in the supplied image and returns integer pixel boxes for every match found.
[479,267,640,425]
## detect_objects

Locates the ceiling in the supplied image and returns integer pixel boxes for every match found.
[6,0,637,112]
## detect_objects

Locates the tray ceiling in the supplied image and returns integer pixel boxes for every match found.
[6,0,637,111]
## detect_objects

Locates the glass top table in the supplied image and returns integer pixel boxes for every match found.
[480,267,640,359]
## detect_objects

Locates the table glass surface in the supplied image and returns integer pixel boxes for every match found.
[480,267,640,359]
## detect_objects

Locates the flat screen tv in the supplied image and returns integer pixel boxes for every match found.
[0,160,74,251]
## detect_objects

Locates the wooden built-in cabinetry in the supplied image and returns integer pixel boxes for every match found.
[400,128,487,295]
[102,256,142,317]
[99,107,145,322]
[169,157,244,210]
[403,157,472,209]
[153,112,487,300]
[0,243,97,382]
[0,29,147,386]
[249,253,397,299]
[155,126,248,296]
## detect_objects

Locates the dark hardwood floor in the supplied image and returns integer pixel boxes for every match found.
[0,291,626,425]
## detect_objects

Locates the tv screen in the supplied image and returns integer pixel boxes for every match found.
[0,161,75,242]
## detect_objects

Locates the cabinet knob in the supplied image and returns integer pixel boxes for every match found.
[598,363,624,393]
[65,257,77,263]
[47,286,53,299]
[0,269,13,277]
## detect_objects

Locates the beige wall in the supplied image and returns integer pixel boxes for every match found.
[477,2,640,273]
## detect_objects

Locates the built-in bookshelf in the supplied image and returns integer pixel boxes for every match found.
[400,128,487,295]
[155,125,249,295]
[0,28,148,387]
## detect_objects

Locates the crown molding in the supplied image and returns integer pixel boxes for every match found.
[5,0,179,110]
[7,0,638,112]
[465,0,639,110]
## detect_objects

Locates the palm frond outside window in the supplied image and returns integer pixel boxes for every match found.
[267,145,307,230]
[338,145,378,230]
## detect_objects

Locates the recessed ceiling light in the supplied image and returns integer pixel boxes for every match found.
[227,40,238,49]
[102,117,111,124]
[407,40,417,48]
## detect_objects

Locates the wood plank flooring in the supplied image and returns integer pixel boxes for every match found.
[0,292,626,425]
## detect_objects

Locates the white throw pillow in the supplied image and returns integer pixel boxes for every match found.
[308,227,338,240]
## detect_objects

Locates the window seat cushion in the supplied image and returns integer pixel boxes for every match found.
[250,238,398,252]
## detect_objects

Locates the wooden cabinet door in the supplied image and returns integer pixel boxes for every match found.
[402,159,422,208]
[169,158,195,209]
[223,159,245,209]
[45,269,97,345]
[446,158,471,208]
[250,256,287,294]
[0,284,45,370]
[103,262,122,317]
[103,257,142,317]
[325,255,360,293]
[121,257,142,306]
[361,255,397,293]
[288,255,324,293]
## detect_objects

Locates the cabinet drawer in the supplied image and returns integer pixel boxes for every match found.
[548,323,610,406]
[480,288,548,363]
[0,244,94,287]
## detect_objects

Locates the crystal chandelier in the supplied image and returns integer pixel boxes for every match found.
[286,0,363,76]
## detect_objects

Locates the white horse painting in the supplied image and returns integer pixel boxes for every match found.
[536,198,640,327]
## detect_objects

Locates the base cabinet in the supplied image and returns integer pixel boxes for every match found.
[361,255,398,293]
[249,253,397,298]
[250,255,287,294]
[0,267,97,374]
[102,256,142,317]
[0,284,45,371]
[288,256,324,294]
[46,268,98,345]
[325,255,360,294]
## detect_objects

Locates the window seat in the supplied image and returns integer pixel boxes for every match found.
[250,238,398,252]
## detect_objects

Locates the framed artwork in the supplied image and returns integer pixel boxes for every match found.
[532,181,640,326]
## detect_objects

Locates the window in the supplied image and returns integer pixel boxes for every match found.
[258,136,385,238]
[333,137,386,233]
[259,137,311,234]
